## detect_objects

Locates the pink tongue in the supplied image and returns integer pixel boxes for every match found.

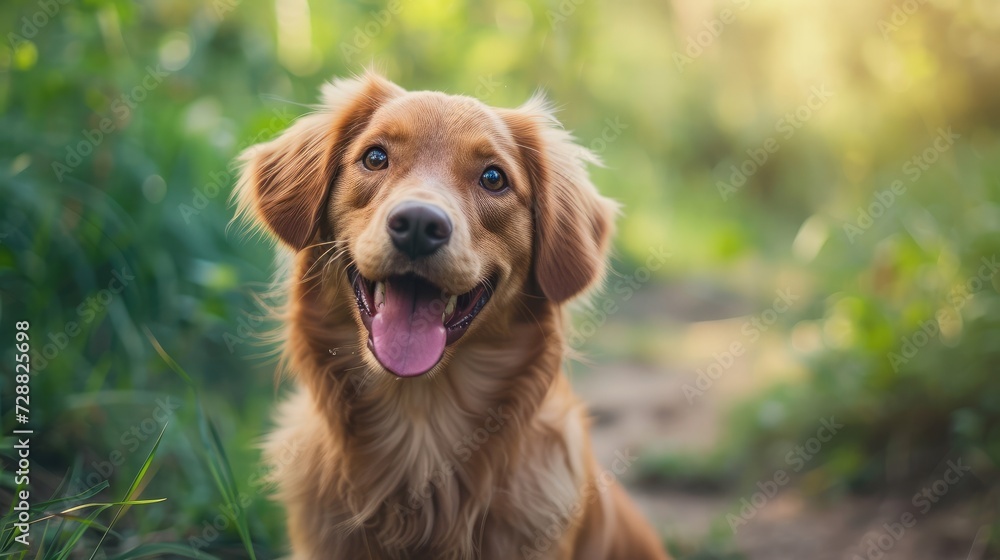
[371,275,447,377]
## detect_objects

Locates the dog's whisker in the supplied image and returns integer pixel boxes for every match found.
[300,238,342,252]
[302,245,339,279]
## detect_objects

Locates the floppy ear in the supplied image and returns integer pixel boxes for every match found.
[501,98,619,303]
[234,72,403,250]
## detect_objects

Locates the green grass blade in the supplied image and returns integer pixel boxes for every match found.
[146,328,259,560]
[143,327,195,387]
[31,481,110,511]
[87,423,169,560]
[53,505,116,560]
[197,414,257,560]
[32,499,167,525]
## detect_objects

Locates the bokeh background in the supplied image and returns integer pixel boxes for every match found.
[2,0,999,558]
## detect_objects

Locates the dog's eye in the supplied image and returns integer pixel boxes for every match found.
[362,147,388,171]
[479,167,507,192]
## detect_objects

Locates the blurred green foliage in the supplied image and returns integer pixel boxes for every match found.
[1,0,999,557]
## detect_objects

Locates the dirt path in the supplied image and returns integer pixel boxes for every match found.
[569,282,994,560]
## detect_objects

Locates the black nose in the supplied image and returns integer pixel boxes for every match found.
[386,201,453,259]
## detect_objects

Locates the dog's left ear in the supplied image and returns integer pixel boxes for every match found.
[500,98,619,303]
[234,72,403,250]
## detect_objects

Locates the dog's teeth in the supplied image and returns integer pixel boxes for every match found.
[444,294,457,320]
[374,281,385,309]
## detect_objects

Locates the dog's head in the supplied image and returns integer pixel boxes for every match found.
[236,72,617,378]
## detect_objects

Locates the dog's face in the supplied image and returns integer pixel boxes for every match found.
[237,73,616,378]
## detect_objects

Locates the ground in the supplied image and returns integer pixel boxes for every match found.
[569,282,994,560]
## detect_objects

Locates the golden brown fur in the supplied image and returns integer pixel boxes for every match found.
[235,71,670,560]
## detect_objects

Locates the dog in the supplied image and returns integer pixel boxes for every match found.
[235,71,670,560]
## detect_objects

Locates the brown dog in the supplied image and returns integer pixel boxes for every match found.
[235,71,670,560]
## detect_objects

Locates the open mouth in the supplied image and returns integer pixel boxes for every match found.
[348,265,494,377]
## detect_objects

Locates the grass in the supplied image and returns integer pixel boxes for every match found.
[0,332,261,559]
[0,426,179,558]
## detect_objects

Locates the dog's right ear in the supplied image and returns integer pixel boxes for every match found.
[234,72,403,250]
[500,97,619,304]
